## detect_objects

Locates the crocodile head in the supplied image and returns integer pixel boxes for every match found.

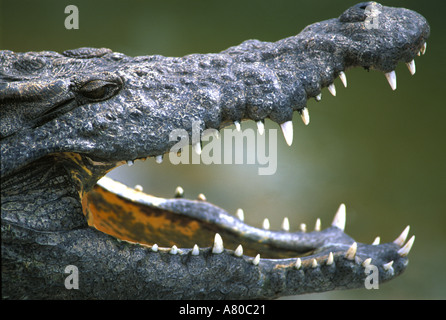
[1,2,429,299]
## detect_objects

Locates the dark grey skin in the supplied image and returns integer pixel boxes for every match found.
[1,2,429,299]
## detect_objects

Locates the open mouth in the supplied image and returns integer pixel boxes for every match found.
[80,45,425,277]
[1,2,430,299]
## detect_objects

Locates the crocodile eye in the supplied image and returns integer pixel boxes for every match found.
[78,79,121,101]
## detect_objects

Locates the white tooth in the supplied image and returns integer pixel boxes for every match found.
[234,121,241,132]
[315,93,322,101]
[372,236,380,245]
[295,258,302,269]
[332,203,346,231]
[197,193,206,201]
[234,245,243,257]
[262,218,270,230]
[385,71,397,90]
[170,245,178,255]
[300,107,310,126]
[151,244,159,252]
[299,223,307,232]
[134,185,143,192]
[326,252,334,265]
[394,226,410,247]
[339,71,347,87]
[281,217,290,231]
[383,260,394,272]
[252,254,260,265]
[236,208,244,221]
[417,51,421,57]
[280,121,293,146]
[406,60,416,75]
[127,160,134,166]
[257,121,265,135]
[212,233,224,254]
[421,42,427,55]
[398,235,415,257]
[362,258,372,267]
[193,142,202,155]
[174,186,184,198]
[191,244,199,256]
[345,242,357,260]
[155,155,163,164]
[328,83,336,96]
[312,259,318,268]
[315,218,321,232]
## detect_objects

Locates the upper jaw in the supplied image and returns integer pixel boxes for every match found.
[0,4,430,176]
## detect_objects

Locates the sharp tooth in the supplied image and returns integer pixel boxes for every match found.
[234,245,243,257]
[257,121,265,135]
[134,185,143,192]
[299,223,307,232]
[326,252,334,266]
[295,258,302,269]
[362,258,372,267]
[170,245,178,255]
[197,193,206,201]
[262,218,270,230]
[252,254,260,265]
[281,217,290,231]
[394,226,410,247]
[155,155,163,164]
[193,142,202,155]
[236,208,244,221]
[372,236,380,245]
[339,71,347,87]
[127,160,134,166]
[383,260,394,272]
[234,121,241,132]
[328,83,336,96]
[314,218,321,232]
[312,259,318,268]
[385,71,397,90]
[315,93,322,101]
[398,235,415,257]
[345,242,357,260]
[191,244,199,256]
[300,107,310,126]
[326,252,334,265]
[421,42,427,55]
[212,233,224,254]
[151,244,159,252]
[280,120,293,146]
[332,203,346,231]
[174,186,184,198]
[406,60,416,75]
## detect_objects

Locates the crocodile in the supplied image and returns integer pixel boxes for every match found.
[1,2,429,299]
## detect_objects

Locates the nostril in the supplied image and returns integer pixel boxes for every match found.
[358,1,375,10]
[339,2,378,23]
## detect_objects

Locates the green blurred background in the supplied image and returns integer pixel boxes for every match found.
[1,0,444,299]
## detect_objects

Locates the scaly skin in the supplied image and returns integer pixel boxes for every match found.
[1,2,429,299]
